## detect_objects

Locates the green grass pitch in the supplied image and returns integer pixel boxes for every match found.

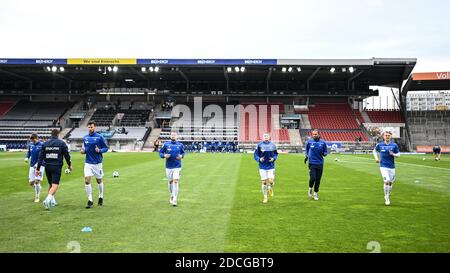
[0,152,449,253]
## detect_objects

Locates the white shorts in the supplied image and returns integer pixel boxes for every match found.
[259,169,275,181]
[380,167,396,183]
[29,166,45,182]
[84,163,104,179]
[166,168,181,181]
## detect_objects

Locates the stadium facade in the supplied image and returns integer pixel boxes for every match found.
[0,58,449,153]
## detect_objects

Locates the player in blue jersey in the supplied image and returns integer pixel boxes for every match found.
[25,133,45,202]
[254,133,278,204]
[81,121,108,209]
[160,132,185,207]
[373,130,400,206]
[305,129,328,201]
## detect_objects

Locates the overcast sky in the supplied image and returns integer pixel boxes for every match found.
[0,0,449,72]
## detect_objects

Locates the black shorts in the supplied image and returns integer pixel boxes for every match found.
[433,148,441,154]
[45,165,62,185]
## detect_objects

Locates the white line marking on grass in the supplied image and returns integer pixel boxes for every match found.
[344,156,450,171]
[335,161,373,165]
[395,162,450,171]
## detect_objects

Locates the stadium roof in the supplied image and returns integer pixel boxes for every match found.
[0,58,416,95]
[403,72,450,94]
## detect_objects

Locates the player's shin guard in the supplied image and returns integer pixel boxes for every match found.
[173,183,178,198]
[384,184,389,196]
[98,183,104,198]
[85,184,93,202]
[35,183,41,197]
[261,183,268,198]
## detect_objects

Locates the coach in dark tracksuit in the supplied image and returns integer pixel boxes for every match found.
[36,129,72,210]
[304,129,328,201]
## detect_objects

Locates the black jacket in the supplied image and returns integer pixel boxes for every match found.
[37,137,71,168]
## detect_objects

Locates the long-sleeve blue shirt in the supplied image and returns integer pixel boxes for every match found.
[82,132,108,164]
[254,141,278,170]
[26,140,45,167]
[305,139,328,165]
[159,141,185,169]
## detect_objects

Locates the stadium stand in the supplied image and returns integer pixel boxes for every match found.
[159,103,290,144]
[365,110,405,123]
[0,58,438,153]
[308,103,360,129]
[307,130,369,142]
[69,127,148,140]
[239,104,290,143]
[0,102,16,117]
[354,110,365,124]
[408,111,450,146]
[89,101,152,127]
[89,109,118,126]
[299,102,369,142]
[0,101,71,149]
[68,126,149,151]
[0,101,73,125]
[64,101,154,151]
[160,103,239,142]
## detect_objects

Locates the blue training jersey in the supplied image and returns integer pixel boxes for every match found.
[375,141,399,169]
[82,132,108,164]
[159,141,185,169]
[26,140,45,167]
[254,141,278,170]
[305,139,328,165]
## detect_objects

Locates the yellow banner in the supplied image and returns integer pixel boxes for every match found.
[67,58,137,65]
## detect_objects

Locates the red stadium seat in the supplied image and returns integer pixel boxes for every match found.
[302,103,370,142]
[366,110,405,123]
[308,103,360,130]
[308,131,368,142]
[0,102,16,117]
[239,104,290,143]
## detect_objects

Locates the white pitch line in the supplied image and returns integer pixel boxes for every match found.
[339,156,450,172]
[393,161,450,172]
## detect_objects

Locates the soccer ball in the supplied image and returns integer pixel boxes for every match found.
[423,158,426,161]
[334,158,339,162]
[112,171,120,178]
[64,168,71,174]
